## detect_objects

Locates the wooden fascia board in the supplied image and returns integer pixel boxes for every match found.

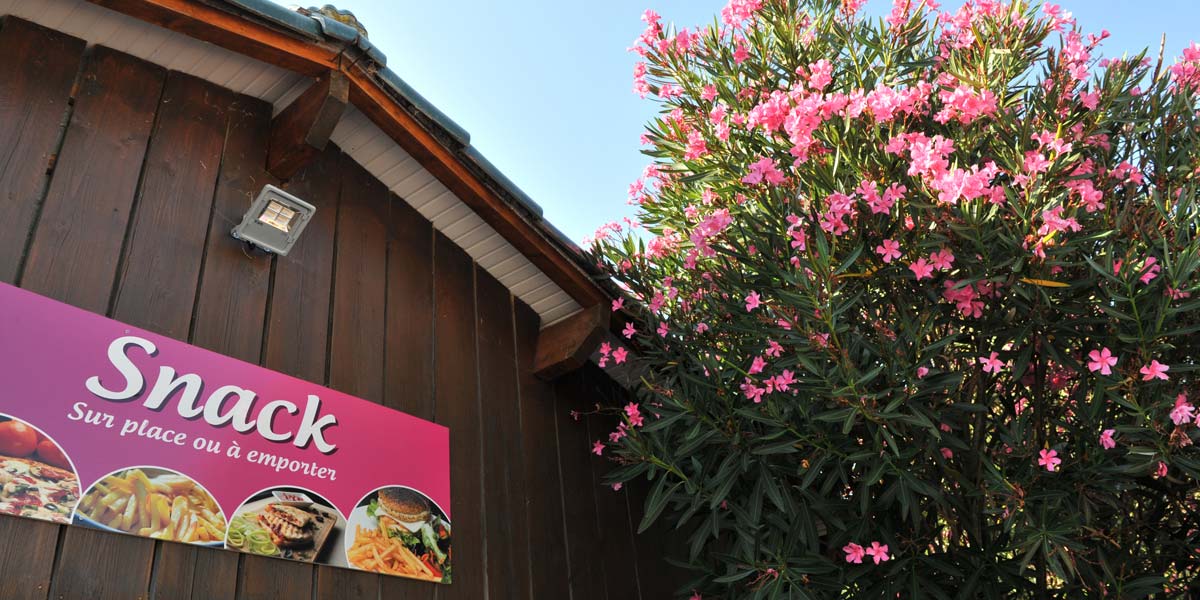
[86,0,608,311]
[344,70,605,307]
[89,0,342,76]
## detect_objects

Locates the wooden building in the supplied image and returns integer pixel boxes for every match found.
[0,1,674,598]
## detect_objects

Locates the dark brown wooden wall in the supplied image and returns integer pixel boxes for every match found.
[0,17,677,600]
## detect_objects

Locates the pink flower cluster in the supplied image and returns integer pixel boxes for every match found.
[843,541,890,564]
[1169,42,1200,94]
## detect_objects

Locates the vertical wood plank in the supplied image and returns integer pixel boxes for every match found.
[313,152,388,600]
[185,549,239,600]
[555,370,609,600]
[382,195,435,419]
[0,18,82,600]
[35,45,164,600]
[315,566,378,600]
[476,269,532,600]
[237,555,314,600]
[239,146,341,600]
[111,71,229,338]
[0,18,85,284]
[49,528,155,600]
[380,195,437,600]
[0,516,60,600]
[432,233,484,600]
[261,144,340,383]
[584,381,643,600]
[327,153,387,401]
[190,97,277,364]
[149,89,263,600]
[514,301,572,599]
[20,45,164,314]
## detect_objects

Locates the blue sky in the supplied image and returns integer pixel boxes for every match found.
[333,0,1197,243]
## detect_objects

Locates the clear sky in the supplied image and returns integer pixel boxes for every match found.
[329,0,1197,243]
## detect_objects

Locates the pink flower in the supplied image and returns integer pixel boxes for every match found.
[745,291,762,312]
[1099,429,1116,449]
[875,239,902,263]
[772,369,796,392]
[701,85,718,101]
[865,542,890,564]
[696,322,709,333]
[657,322,669,337]
[742,156,785,186]
[612,298,624,312]
[1155,461,1168,478]
[1087,347,1117,375]
[1038,449,1062,472]
[625,403,644,427]
[1170,394,1195,426]
[916,366,929,378]
[689,593,702,600]
[622,322,637,339]
[1139,360,1170,381]
[843,542,865,564]
[909,258,934,280]
[592,441,604,455]
[929,248,955,271]
[748,356,767,375]
[613,347,629,365]
[1138,256,1161,284]
[612,483,623,491]
[940,447,954,459]
[980,352,1005,374]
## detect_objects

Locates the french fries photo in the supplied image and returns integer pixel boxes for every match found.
[346,525,438,581]
[76,468,225,544]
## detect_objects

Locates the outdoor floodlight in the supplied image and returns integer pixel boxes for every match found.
[231,185,316,256]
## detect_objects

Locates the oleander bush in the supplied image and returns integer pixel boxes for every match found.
[585,0,1200,597]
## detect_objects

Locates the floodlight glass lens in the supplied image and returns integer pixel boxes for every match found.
[257,200,297,232]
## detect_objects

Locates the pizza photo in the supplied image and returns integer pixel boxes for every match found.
[0,414,79,524]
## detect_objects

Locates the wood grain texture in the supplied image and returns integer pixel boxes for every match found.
[48,527,155,600]
[261,144,340,383]
[20,45,164,314]
[379,196,436,600]
[0,18,85,284]
[316,152,386,600]
[534,303,608,380]
[190,96,277,364]
[87,0,341,76]
[432,233,484,600]
[475,268,532,599]
[267,70,347,180]
[185,548,239,600]
[111,71,230,338]
[237,555,312,600]
[382,194,435,420]
[152,91,263,600]
[240,147,341,599]
[0,516,60,600]
[328,153,387,402]
[585,398,643,600]
[555,370,609,600]
[315,565,378,600]
[514,301,572,599]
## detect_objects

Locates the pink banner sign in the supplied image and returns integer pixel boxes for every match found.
[0,282,452,583]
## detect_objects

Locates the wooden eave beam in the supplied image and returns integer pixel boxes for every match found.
[89,0,341,76]
[533,304,609,380]
[267,70,348,180]
[85,0,608,310]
